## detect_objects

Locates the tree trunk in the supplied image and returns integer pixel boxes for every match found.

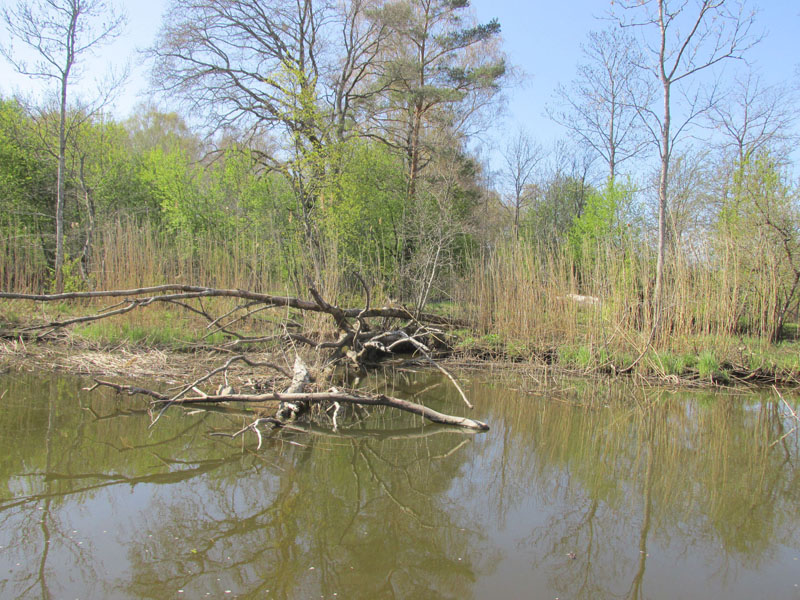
[654,12,671,338]
[54,7,79,293]
[78,156,95,289]
[54,76,68,294]
[407,102,423,200]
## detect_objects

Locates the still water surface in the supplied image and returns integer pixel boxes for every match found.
[0,370,799,599]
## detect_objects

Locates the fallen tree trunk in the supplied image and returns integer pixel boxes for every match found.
[4,283,489,439]
[89,379,489,431]
[90,379,490,431]
[0,285,471,328]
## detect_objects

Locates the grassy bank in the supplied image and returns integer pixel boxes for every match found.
[3,297,800,386]
[446,238,800,384]
[451,329,800,384]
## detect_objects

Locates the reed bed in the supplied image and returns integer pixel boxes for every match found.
[455,236,799,373]
[2,219,798,376]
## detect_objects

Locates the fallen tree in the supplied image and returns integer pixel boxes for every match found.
[0,284,489,438]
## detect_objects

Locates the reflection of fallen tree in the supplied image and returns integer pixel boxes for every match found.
[271,421,478,442]
[1,284,489,436]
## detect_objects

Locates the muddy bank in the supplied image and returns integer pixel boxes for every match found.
[3,336,795,395]
[0,338,271,386]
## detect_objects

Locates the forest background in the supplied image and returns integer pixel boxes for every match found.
[2,0,800,379]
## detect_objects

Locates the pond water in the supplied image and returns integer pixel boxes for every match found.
[0,369,799,599]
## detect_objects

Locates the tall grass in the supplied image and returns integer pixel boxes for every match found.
[93,218,285,292]
[455,236,792,359]
[2,217,798,360]
[0,219,50,292]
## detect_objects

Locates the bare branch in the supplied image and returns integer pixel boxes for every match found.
[91,379,489,431]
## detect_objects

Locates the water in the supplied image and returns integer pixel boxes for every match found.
[0,370,799,599]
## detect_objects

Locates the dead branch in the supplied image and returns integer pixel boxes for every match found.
[84,380,169,401]
[7,284,490,437]
[0,285,469,327]
[90,380,489,431]
[769,385,799,448]
[375,329,473,409]
[150,355,292,427]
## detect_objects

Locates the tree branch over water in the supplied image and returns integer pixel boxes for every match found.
[2,283,488,436]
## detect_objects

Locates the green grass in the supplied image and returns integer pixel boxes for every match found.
[697,350,720,379]
[695,350,731,383]
[505,340,531,360]
[0,303,24,327]
[79,320,183,346]
[425,300,459,317]
[76,317,230,349]
[655,351,697,377]
[453,331,507,356]
[558,345,593,370]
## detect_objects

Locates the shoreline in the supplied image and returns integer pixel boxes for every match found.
[3,336,797,392]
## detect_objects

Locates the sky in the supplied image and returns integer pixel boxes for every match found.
[1,0,798,171]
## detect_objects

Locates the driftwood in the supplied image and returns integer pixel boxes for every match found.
[89,379,489,431]
[3,283,489,440]
[85,350,489,449]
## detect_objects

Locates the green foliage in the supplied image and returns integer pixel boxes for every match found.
[0,100,51,218]
[568,179,634,259]
[697,351,720,380]
[138,147,205,235]
[320,140,406,272]
[58,255,86,293]
[715,151,800,340]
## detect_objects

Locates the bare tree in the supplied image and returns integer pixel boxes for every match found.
[149,0,396,280]
[709,71,798,165]
[612,0,759,335]
[661,149,715,254]
[549,26,652,182]
[328,0,392,143]
[1,0,125,293]
[151,0,391,145]
[150,0,324,139]
[500,129,544,239]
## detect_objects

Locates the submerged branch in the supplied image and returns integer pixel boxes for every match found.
[8,284,490,438]
[769,385,799,448]
[90,380,489,431]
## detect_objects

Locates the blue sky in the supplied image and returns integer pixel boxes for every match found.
[472,0,799,149]
[1,0,798,165]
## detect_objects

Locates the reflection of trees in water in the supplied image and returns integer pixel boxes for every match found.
[0,373,497,599]
[125,426,496,599]
[2,371,799,598]
[468,377,800,600]
[0,375,256,599]
[1,377,101,599]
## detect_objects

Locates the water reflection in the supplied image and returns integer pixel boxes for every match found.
[0,371,798,599]
[472,376,800,599]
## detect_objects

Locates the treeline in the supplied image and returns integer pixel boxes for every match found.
[0,96,497,301]
[1,0,800,354]
[0,0,509,309]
